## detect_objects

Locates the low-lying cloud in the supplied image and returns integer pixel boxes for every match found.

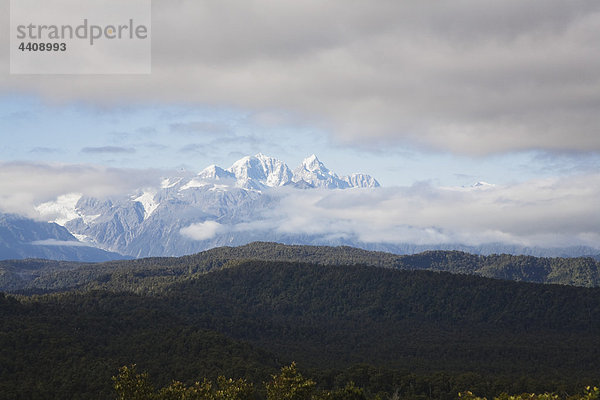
[0,161,164,218]
[181,176,600,250]
[180,220,226,241]
[1,162,598,250]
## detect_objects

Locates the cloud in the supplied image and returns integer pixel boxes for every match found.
[2,0,599,155]
[136,126,158,135]
[2,161,598,250]
[192,176,600,250]
[178,143,207,154]
[81,146,136,154]
[169,121,232,136]
[178,134,265,155]
[29,147,62,154]
[30,239,89,247]
[180,221,226,241]
[0,162,163,217]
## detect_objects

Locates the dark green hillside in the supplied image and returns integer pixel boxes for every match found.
[163,261,600,376]
[180,242,600,287]
[0,291,278,399]
[1,260,599,398]
[0,258,87,292]
[2,242,600,293]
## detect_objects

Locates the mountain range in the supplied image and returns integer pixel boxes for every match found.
[0,153,595,260]
[184,153,380,190]
[31,154,383,259]
[0,213,129,262]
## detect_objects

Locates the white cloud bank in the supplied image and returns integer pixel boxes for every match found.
[180,221,226,241]
[1,163,598,250]
[181,176,600,250]
[0,162,164,218]
[2,0,600,155]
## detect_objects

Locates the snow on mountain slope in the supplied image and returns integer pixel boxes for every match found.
[32,154,380,257]
[35,193,83,225]
[133,191,158,220]
[198,165,236,182]
[227,153,293,189]
[343,173,380,188]
[292,154,350,189]
[161,177,182,189]
[25,155,600,259]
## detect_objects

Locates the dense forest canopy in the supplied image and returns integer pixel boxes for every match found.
[1,242,599,294]
[1,250,599,399]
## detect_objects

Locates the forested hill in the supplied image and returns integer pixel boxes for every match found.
[162,260,600,374]
[1,260,600,399]
[1,242,599,293]
[195,242,600,287]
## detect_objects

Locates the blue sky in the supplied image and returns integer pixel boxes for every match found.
[1,0,599,250]
[2,94,598,188]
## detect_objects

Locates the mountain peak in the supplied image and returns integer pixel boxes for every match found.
[197,165,235,181]
[293,155,348,189]
[303,153,319,164]
[344,173,380,188]
[191,154,380,191]
[227,154,292,189]
[300,154,327,172]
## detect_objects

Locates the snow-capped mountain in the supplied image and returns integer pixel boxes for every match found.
[216,153,378,190]
[31,154,597,260]
[228,153,293,189]
[292,154,379,189]
[197,165,236,182]
[343,173,380,189]
[293,154,349,189]
[34,154,380,258]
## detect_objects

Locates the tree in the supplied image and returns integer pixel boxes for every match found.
[113,365,155,400]
[214,376,255,400]
[156,379,213,400]
[113,367,254,400]
[265,362,315,400]
[316,381,367,400]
